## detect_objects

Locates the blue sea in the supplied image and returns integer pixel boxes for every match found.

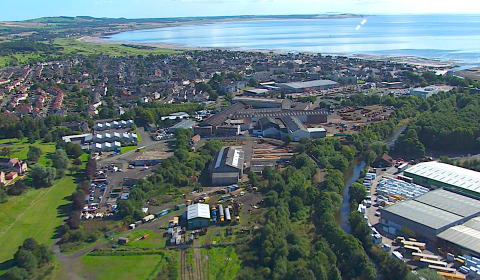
[106,15,480,64]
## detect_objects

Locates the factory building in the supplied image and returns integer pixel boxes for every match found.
[380,189,480,242]
[187,203,211,229]
[277,79,338,93]
[197,99,327,137]
[253,116,326,141]
[404,162,480,198]
[211,147,244,186]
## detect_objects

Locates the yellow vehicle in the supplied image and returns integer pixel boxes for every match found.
[408,238,417,242]
[438,272,465,279]
[401,240,426,250]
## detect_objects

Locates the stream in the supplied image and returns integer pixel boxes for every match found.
[336,161,367,234]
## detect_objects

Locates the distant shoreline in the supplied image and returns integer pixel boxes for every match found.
[79,34,459,69]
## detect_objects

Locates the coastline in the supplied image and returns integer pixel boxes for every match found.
[79,35,459,68]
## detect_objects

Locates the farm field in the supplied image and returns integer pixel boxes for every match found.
[81,251,178,280]
[0,176,76,268]
[0,138,56,166]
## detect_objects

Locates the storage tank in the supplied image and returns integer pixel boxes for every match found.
[225,207,231,221]
[218,204,224,218]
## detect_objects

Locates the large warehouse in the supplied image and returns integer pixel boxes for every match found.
[277,79,339,93]
[211,147,244,186]
[437,217,480,257]
[187,203,211,229]
[404,162,480,197]
[253,116,326,141]
[380,189,480,241]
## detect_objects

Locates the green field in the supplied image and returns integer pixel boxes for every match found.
[0,176,76,267]
[0,139,56,166]
[120,146,137,154]
[207,247,240,280]
[81,253,175,280]
[123,230,167,249]
[54,38,181,56]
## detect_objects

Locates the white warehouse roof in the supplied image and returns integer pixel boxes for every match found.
[187,203,211,220]
[405,162,480,194]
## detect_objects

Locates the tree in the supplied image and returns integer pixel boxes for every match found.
[7,180,27,196]
[0,147,13,158]
[27,146,43,163]
[68,165,80,175]
[30,164,56,188]
[365,150,377,164]
[17,130,24,141]
[73,158,82,165]
[349,183,366,205]
[248,77,259,87]
[283,134,292,146]
[117,200,135,218]
[14,249,38,272]
[3,267,29,280]
[65,142,83,159]
[85,156,97,178]
[51,149,69,170]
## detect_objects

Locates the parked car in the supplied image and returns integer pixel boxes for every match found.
[128,165,135,169]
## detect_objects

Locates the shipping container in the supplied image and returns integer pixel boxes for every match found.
[174,203,187,210]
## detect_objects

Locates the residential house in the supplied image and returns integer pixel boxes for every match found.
[0,158,20,169]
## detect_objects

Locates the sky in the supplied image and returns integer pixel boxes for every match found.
[1,0,480,21]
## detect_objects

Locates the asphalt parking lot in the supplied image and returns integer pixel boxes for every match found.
[89,163,163,212]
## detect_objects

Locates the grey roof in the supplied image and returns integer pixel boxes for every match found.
[279,79,338,89]
[170,120,196,130]
[414,189,480,217]
[200,102,245,127]
[382,199,463,230]
[213,147,244,171]
[281,116,307,133]
[212,172,240,179]
[437,217,480,254]
[187,203,211,220]
[405,162,480,195]
[233,109,327,119]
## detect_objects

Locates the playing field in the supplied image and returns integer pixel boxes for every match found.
[207,247,240,280]
[81,252,176,280]
[0,176,76,267]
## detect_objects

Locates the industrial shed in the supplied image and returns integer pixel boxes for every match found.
[211,147,244,186]
[187,204,211,229]
[404,162,480,197]
[380,189,480,241]
[437,217,480,257]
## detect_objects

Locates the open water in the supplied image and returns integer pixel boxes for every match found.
[106,14,480,64]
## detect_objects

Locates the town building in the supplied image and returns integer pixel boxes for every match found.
[187,203,211,229]
[211,147,244,186]
[161,112,190,121]
[404,162,480,198]
[372,154,394,168]
[380,189,480,242]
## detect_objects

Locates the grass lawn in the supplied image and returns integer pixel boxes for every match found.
[0,138,56,166]
[54,37,180,57]
[120,146,137,154]
[81,254,165,280]
[123,229,167,249]
[0,176,76,268]
[207,247,240,280]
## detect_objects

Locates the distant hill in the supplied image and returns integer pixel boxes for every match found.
[21,14,366,24]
